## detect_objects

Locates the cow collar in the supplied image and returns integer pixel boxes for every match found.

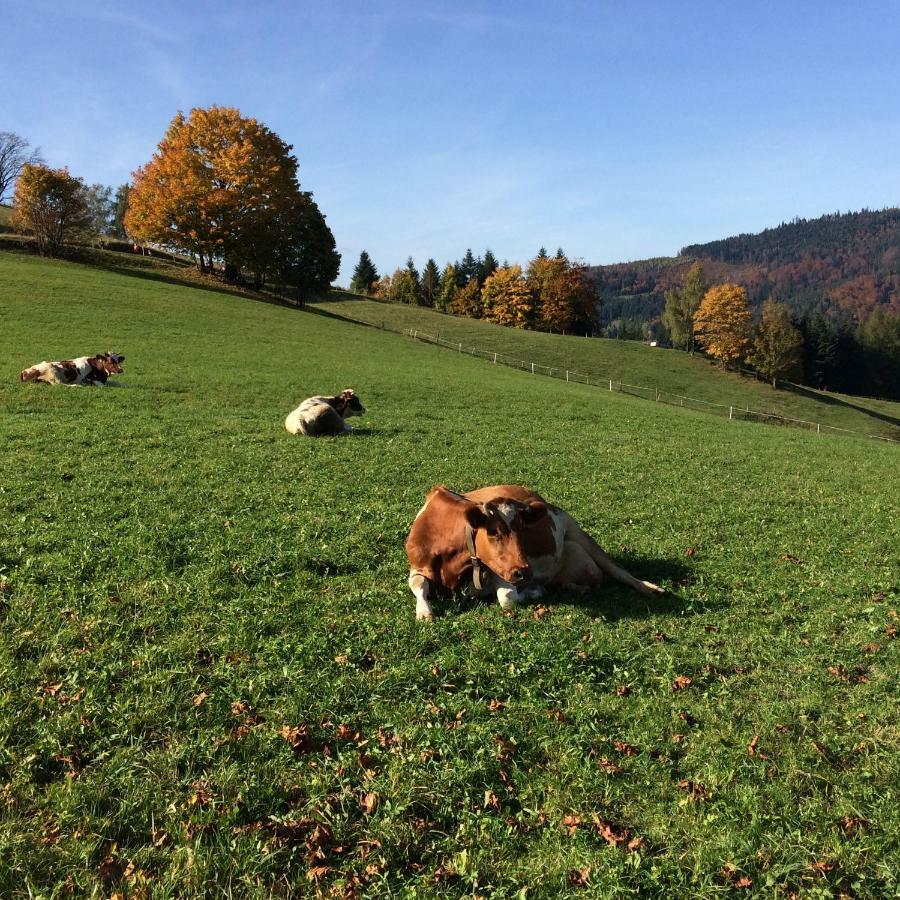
[464,523,489,592]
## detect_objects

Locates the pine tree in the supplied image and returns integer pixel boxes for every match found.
[405,256,422,304]
[478,249,498,285]
[459,248,478,284]
[350,250,378,295]
[746,299,803,387]
[421,258,441,307]
[555,247,566,260]
[536,247,548,259]
[111,183,130,239]
[693,284,752,367]
[662,262,706,352]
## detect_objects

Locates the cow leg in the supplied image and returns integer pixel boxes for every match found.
[409,573,435,620]
[560,513,665,597]
[555,540,605,590]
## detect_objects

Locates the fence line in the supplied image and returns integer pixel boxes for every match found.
[399,327,899,445]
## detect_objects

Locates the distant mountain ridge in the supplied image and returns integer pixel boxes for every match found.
[591,207,900,329]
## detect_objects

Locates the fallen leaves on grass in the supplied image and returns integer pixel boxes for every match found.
[358,792,379,816]
[533,606,551,620]
[592,815,645,851]
[747,735,769,760]
[720,865,752,889]
[280,724,315,754]
[568,866,591,886]
[677,779,709,800]
[192,692,208,707]
[562,814,581,836]
[613,738,638,756]
[671,675,692,692]
[614,684,631,697]
[597,757,623,775]
[487,698,504,712]
[780,554,803,565]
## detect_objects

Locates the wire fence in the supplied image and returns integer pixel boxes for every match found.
[391,326,899,445]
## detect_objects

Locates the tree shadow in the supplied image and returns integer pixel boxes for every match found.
[783,382,900,430]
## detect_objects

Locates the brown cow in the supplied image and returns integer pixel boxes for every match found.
[405,485,664,620]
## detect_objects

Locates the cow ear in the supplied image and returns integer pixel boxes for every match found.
[464,503,491,530]
[522,501,548,524]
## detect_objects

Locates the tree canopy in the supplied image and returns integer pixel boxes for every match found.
[126,105,338,290]
[350,251,378,295]
[0,132,43,204]
[693,284,752,367]
[12,164,90,256]
[746,299,803,387]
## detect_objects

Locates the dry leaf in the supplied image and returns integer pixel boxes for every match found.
[568,866,591,886]
[359,792,379,815]
[193,692,209,707]
[671,675,692,692]
[613,738,638,756]
[597,757,623,775]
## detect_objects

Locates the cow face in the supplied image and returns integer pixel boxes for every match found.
[338,389,365,418]
[466,499,548,586]
[103,352,125,375]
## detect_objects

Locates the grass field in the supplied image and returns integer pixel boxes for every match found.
[311,296,900,442]
[1,251,899,897]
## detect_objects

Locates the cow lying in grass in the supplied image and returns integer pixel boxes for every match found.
[285,389,366,436]
[405,485,665,620]
[20,352,125,386]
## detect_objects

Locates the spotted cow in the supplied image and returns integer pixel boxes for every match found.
[285,389,366,436]
[20,352,125,386]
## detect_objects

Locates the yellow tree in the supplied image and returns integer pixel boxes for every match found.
[12,164,90,256]
[482,265,532,327]
[451,277,482,318]
[693,283,752,367]
[126,106,303,279]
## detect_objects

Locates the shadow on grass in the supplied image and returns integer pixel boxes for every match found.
[441,555,709,620]
[783,381,900,430]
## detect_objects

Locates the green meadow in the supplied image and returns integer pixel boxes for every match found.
[1,251,898,897]
[311,296,900,442]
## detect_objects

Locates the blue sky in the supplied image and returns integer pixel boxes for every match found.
[5,0,900,281]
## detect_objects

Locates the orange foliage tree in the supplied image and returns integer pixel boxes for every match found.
[126,106,328,287]
[12,164,90,256]
[451,277,483,318]
[482,265,532,327]
[693,283,752,367]
[526,255,598,334]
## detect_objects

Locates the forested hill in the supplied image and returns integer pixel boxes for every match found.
[592,207,900,332]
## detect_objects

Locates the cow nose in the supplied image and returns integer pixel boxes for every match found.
[511,566,531,584]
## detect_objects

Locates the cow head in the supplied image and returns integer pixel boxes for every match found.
[337,388,365,418]
[102,352,125,375]
[466,497,548,586]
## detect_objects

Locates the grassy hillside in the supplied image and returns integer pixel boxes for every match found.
[1,252,898,897]
[311,296,900,442]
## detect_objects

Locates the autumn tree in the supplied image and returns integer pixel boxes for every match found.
[482,265,532,327]
[746,299,803,387]
[12,164,90,256]
[421,258,441,307]
[126,105,335,289]
[693,283,752,367]
[436,264,457,311]
[526,254,599,334]
[371,272,392,299]
[387,261,420,305]
[350,250,378,295]
[451,276,482,318]
[0,132,43,203]
[663,262,707,352]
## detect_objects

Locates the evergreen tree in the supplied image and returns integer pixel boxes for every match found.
[459,248,478,284]
[799,313,838,388]
[111,183,130,239]
[405,256,422,304]
[478,249,498,285]
[350,250,378,295]
[421,258,441,307]
[746,299,803,387]
[662,263,707,352]
[536,247,548,259]
[555,247,566,260]
[857,308,900,399]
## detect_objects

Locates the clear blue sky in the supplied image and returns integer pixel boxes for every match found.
[5,0,900,281]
